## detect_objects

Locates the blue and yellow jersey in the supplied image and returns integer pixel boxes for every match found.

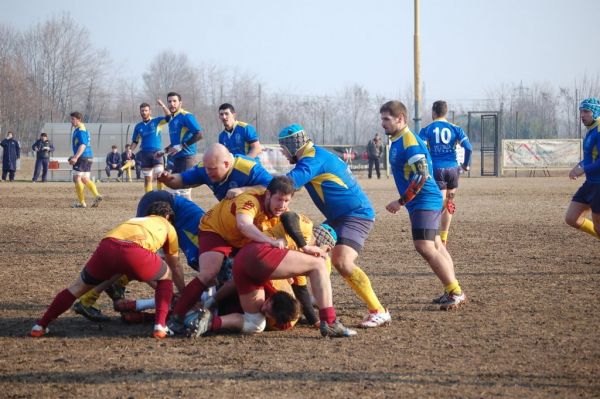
[582,118,600,184]
[389,126,443,213]
[72,123,93,158]
[419,118,472,169]
[105,215,179,256]
[136,191,204,270]
[180,155,273,201]
[286,142,375,222]
[218,121,259,157]
[168,109,202,159]
[200,192,280,249]
[132,116,168,152]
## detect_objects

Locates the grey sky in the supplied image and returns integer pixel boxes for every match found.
[1,0,599,105]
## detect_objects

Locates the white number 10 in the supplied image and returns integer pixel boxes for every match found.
[433,127,451,144]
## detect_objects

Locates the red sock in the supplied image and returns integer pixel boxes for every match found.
[211,315,222,331]
[38,289,77,327]
[154,280,173,327]
[319,307,337,325]
[172,278,205,317]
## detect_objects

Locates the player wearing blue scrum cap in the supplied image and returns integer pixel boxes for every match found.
[565,97,600,239]
[278,124,391,328]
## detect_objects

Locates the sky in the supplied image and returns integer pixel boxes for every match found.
[1,0,599,106]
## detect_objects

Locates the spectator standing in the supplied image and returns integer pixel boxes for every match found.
[32,133,55,182]
[366,133,384,179]
[1,131,20,182]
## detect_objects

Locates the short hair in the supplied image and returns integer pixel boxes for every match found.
[432,100,448,117]
[167,92,181,101]
[269,291,301,326]
[40,133,47,137]
[146,201,175,224]
[266,175,296,197]
[380,101,409,121]
[70,111,83,121]
[218,103,235,113]
[139,102,150,109]
[111,145,118,149]
[125,144,131,149]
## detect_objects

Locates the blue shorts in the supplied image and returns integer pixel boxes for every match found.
[72,157,92,172]
[328,216,374,253]
[409,210,441,241]
[433,167,460,190]
[138,151,164,169]
[572,181,600,214]
[173,156,198,174]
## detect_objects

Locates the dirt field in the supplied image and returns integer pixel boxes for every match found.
[1,170,599,398]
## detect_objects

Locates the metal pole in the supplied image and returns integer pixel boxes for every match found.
[257,84,261,135]
[413,0,421,134]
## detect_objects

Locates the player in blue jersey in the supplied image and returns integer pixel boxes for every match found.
[419,100,473,246]
[380,100,466,310]
[130,100,171,192]
[73,190,206,322]
[218,103,263,159]
[278,124,390,328]
[68,112,102,209]
[565,98,600,239]
[162,91,203,199]
[158,143,272,201]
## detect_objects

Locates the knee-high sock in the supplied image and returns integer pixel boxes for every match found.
[172,278,206,317]
[343,267,385,313]
[38,289,77,328]
[79,289,100,308]
[154,280,173,327]
[157,181,164,190]
[292,284,318,325]
[75,182,85,203]
[579,218,599,238]
[144,180,153,193]
[85,180,99,197]
[319,307,336,324]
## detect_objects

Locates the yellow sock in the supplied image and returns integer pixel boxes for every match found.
[157,181,164,190]
[445,280,462,295]
[325,256,332,275]
[144,180,153,192]
[75,182,85,203]
[80,289,100,308]
[126,169,132,181]
[440,230,449,242]
[85,180,100,197]
[579,219,599,238]
[343,267,385,313]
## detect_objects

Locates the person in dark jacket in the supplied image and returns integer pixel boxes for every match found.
[366,133,384,179]
[1,131,20,182]
[32,132,55,182]
[105,145,122,181]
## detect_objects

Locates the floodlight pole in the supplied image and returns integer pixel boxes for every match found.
[413,0,422,134]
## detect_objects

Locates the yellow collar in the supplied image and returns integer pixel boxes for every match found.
[297,141,315,159]
[587,118,600,132]
[389,125,411,142]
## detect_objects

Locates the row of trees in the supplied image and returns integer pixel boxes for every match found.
[1,14,598,150]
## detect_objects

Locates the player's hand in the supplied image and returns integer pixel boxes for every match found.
[68,156,78,165]
[225,188,243,199]
[569,165,584,180]
[157,98,166,108]
[460,163,470,172]
[386,200,402,214]
[301,245,326,258]
[167,144,182,156]
[271,238,287,249]
[156,171,172,183]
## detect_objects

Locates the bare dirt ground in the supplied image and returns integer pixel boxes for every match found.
[1,164,599,398]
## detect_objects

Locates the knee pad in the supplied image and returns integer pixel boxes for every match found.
[241,312,266,334]
[142,169,153,177]
[153,165,164,175]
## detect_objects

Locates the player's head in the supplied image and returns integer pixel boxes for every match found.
[167,92,182,113]
[261,291,301,327]
[146,201,175,224]
[139,102,151,120]
[203,143,233,182]
[70,111,83,127]
[6,131,13,139]
[579,98,600,126]
[380,101,409,136]
[313,223,337,251]
[265,175,295,217]
[218,103,237,130]
[111,145,118,152]
[432,100,448,118]
[278,124,310,164]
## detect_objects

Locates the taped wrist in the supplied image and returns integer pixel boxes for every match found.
[280,212,307,248]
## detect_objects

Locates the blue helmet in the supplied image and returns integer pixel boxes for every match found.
[278,124,310,160]
[579,98,600,119]
[313,223,337,248]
